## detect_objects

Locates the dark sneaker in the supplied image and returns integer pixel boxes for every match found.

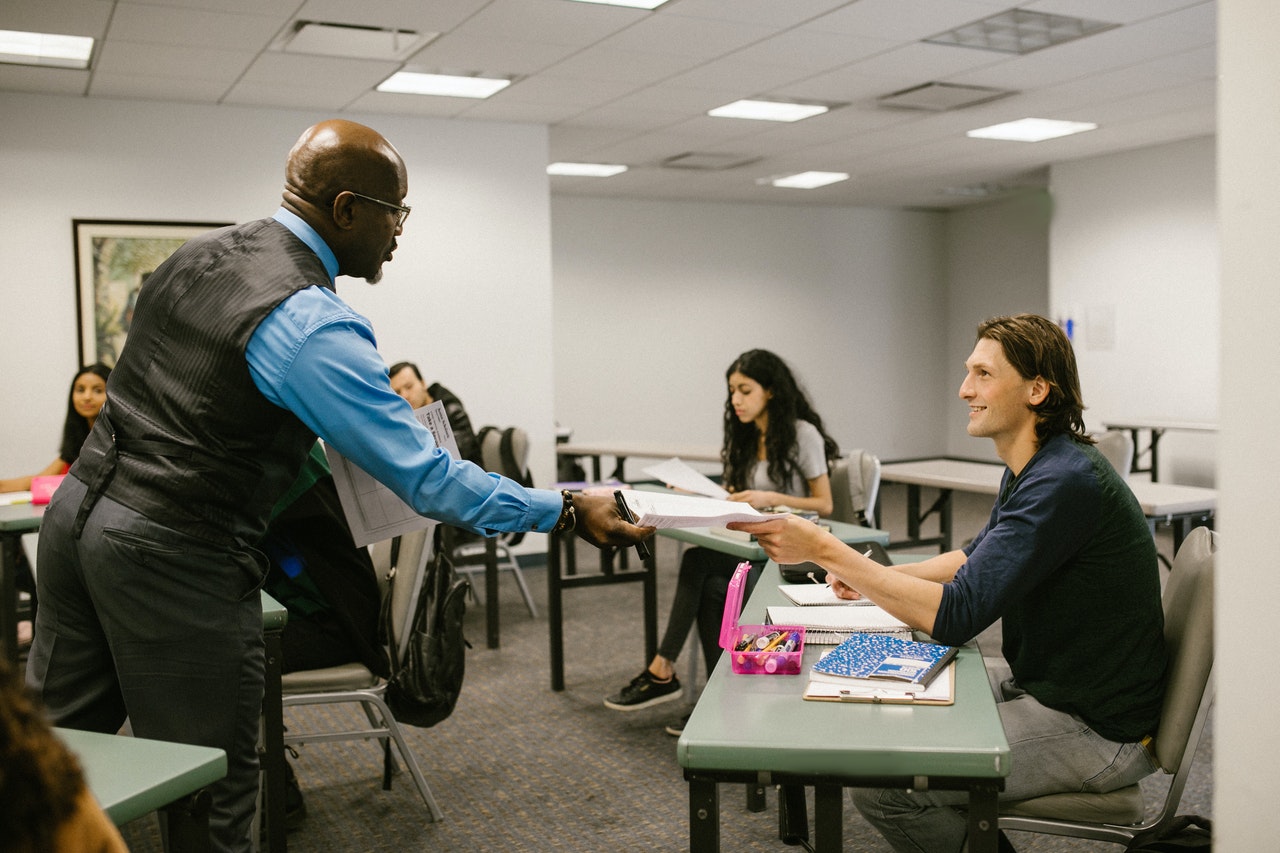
[665,712,691,737]
[603,670,681,711]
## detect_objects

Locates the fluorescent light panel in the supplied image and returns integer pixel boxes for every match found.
[377,71,511,99]
[547,162,627,177]
[709,99,829,123]
[563,0,670,8]
[967,118,1097,142]
[0,29,94,69]
[770,171,849,189]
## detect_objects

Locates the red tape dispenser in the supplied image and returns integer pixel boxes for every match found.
[718,561,805,675]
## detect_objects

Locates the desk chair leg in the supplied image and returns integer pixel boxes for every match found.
[777,784,807,843]
[813,785,843,853]
[162,789,213,853]
[689,777,720,853]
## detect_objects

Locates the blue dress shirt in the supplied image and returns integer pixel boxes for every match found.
[244,209,560,535]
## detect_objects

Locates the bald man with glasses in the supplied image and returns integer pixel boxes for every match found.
[27,118,653,853]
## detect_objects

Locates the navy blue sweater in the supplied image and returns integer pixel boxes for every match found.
[935,434,1167,742]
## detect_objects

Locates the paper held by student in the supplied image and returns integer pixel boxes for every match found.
[326,399,458,548]
[619,488,785,529]
[641,457,728,499]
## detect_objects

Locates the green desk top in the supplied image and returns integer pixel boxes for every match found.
[677,562,1009,782]
[56,727,227,825]
[632,483,891,559]
[657,518,889,560]
[260,589,288,631]
[0,501,45,533]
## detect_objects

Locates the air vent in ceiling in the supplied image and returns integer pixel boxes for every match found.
[924,9,1117,56]
[877,82,1016,112]
[271,21,438,61]
[660,152,761,171]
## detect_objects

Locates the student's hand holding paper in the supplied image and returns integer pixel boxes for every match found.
[728,489,784,509]
[574,493,657,549]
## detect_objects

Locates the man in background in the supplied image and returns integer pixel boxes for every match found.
[389,360,483,467]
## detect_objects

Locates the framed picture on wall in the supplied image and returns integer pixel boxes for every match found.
[73,219,230,367]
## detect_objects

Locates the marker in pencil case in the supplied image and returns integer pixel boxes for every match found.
[613,489,652,561]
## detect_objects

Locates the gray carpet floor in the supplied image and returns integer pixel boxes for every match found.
[114,483,1211,852]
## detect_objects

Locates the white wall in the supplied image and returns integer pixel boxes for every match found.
[0,93,558,485]
[1049,136,1218,485]
[1218,3,1280,846]
[942,190,1053,461]
[550,196,951,477]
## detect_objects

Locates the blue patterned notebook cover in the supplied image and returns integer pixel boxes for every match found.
[810,632,956,688]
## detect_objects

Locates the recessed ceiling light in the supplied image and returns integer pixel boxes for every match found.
[766,171,850,189]
[967,118,1097,142]
[0,29,94,69]
[925,9,1117,55]
[563,0,670,8]
[547,162,628,177]
[708,99,831,123]
[377,71,512,99]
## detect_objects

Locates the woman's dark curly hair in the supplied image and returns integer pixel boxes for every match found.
[0,659,86,853]
[58,362,111,465]
[721,349,839,493]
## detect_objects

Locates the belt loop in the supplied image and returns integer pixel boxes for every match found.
[71,403,118,538]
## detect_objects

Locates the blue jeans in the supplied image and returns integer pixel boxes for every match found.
[852,659,1159,853]
[27,476,267,853]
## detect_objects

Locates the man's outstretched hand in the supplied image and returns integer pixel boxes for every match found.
[572,493,656,549]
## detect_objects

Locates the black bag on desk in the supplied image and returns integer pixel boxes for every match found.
[382,529,472,728]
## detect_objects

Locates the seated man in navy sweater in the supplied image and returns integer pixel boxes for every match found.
[733,313,1167,853]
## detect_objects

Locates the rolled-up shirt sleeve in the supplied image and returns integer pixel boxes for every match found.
[246,285,561,535]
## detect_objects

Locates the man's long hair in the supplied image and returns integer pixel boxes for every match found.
[976,314,1094,446]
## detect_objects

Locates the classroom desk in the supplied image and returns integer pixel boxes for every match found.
[1101,418,1218,482]
[260,590,289,852]
[676,562,1009,853]
[556,441,721,482]
[546,486,892,692]
[5,516,289,851]
[58,727,227,853]
[879,457,1217,554]
[1,500,44,664]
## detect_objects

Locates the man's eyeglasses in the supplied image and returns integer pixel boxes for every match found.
[347,191,411,229]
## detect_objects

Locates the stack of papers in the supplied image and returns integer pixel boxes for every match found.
[620,489,784,530]
[765,604,910,642]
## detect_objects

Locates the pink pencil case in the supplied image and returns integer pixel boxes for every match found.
[31,474,67,505]
[719,561,805,675]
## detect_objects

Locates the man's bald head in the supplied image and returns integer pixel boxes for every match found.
[280,119,409,283]
[283,119,404,213]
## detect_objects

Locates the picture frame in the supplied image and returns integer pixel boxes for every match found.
[73,218,231,367]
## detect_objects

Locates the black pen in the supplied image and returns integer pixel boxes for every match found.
[613,489,652,562]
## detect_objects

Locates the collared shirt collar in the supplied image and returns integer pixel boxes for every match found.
[273,207,338,284]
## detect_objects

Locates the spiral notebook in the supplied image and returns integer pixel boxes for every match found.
[765,604,911,643]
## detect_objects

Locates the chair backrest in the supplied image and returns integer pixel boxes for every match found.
[477,425,532,545]
[829,449,881,528]
[1155,525,1216,775]
[369,525,434,664]
[1093,430,1134,481]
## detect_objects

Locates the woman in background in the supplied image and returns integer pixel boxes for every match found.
[2,363,110,648]
[603,349,839,733]
[1,363,111,494]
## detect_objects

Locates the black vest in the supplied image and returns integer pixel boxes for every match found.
[72,218,329,546]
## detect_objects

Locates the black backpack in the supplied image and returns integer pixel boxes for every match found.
[382,527,471,728]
